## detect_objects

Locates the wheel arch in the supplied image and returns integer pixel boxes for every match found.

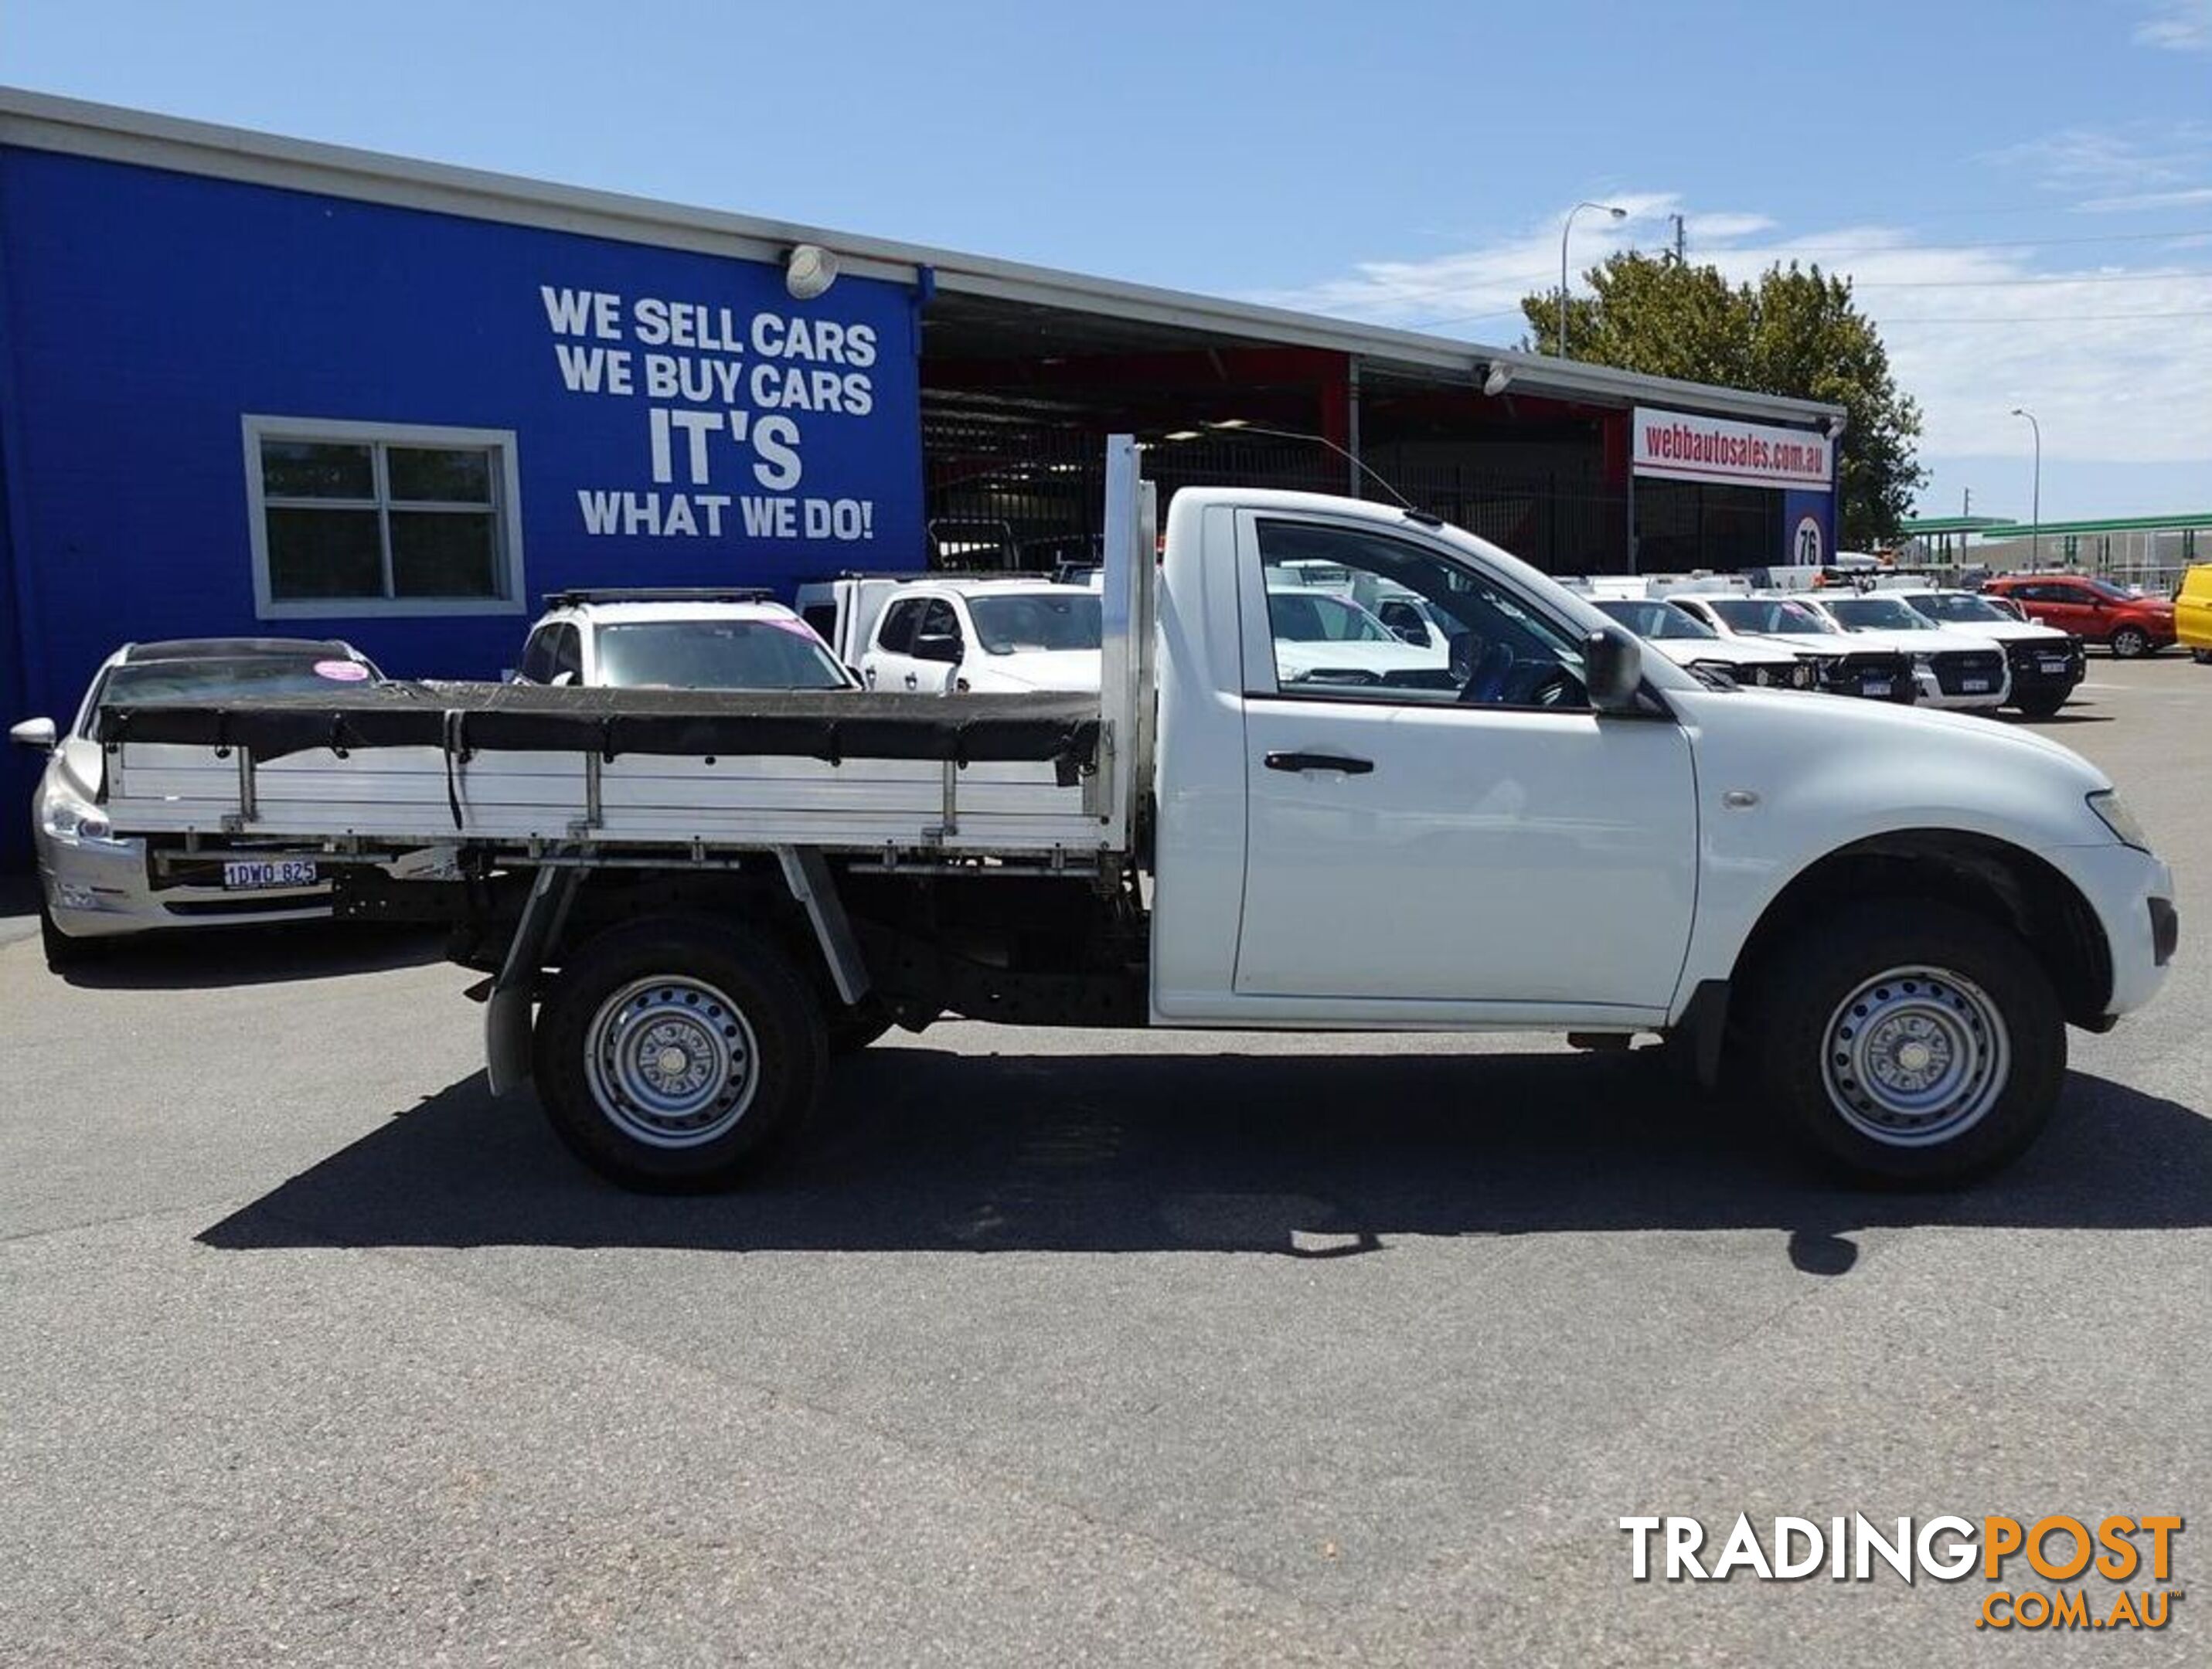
[1730,830,2113,1028]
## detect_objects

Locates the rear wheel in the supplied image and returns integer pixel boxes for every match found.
[533,917,826,1191]
[1742,902,2065,1187]
[2190,648,2211,665]
[2109,625,2152,659]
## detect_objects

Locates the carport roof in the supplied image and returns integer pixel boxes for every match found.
[0,86,1843,433]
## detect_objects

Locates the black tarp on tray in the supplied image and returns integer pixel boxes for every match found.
[97,680,1103,775]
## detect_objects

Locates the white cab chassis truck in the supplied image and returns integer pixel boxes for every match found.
[90,441,2176,1191]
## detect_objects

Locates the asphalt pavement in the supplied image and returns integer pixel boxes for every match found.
[2,657,2206,1667]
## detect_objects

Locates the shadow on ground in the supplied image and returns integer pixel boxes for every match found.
[45,923,448,989]
[200,1046,2211,1273]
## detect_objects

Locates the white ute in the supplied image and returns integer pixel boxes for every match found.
[86,440,2177,1193]
[851,577,1102,694]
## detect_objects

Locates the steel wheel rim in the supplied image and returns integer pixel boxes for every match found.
[584,976,757,1148]
[1820,965,2010,1147]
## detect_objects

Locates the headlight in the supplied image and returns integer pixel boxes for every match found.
[41,790,114,844]
[2088,790,2153,854]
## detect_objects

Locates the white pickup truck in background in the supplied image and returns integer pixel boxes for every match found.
[87,440,2177,1195]
[798,574,1101,694]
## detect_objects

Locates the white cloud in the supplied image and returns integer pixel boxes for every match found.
[1989,121,2212,209]
[2135,0,2212,50]
[1247,202,2212,468]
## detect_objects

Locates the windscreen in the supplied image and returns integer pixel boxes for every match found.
[1908,593,2010,625]
[594,620,850,690]
[1595,599,1717,641]
[966,593,1102,654]
[1827,597,1937,631]
[1707,597,1834,635]
[89,654,378,733]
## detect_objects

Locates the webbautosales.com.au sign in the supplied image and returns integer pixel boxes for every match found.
[1632,405,1836,492]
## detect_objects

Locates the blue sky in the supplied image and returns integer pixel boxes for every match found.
[7,0,2210,521]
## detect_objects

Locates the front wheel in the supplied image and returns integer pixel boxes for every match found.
[1742,902,2065,1187]
[2109,625,2152,659]
[2013,692,2067,718]
[2190,648,2211,665]
[533,917,827,1191]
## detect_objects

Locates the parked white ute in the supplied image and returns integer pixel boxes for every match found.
[858,579,1101,693]
[84,441,2178,1196]
[1667,593,1919,705]
[512,588,855,692]
[1791,593,2012,714]
[1881,586,2086,718]
[1587,597,1815,689]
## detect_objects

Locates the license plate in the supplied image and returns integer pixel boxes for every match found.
[1863,679,1892,696]
[1962,678,1991,693]
[222,858,318,890]
[2039,658,2068,674]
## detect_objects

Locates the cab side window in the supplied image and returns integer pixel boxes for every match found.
[875,599,922,654]
[549,625,584,684]
[911,601,964,668]
[518,628,558,683]
[1254,518,1588,709]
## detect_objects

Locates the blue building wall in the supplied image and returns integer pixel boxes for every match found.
[0,147,927,860]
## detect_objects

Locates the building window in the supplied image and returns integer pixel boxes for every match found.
[243,416,524,617]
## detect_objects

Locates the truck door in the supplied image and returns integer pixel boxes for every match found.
[864,597,926,690]
[1232,513,1699,1012]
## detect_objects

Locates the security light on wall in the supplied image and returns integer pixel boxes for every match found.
[1481,362,1514,397]
[784,243,839,300]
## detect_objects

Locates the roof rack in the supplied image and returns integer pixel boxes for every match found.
[543,587,777,607]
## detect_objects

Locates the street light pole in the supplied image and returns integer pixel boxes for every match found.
[1559,202,1627,357]
[2010,406,2041,569]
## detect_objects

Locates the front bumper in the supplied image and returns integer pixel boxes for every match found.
[38,832,331,940]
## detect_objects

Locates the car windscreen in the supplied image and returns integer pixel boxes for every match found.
[593,620,851,690]
[1707,597,1834,635]
[1267,591,1394,644]
[1827,597,1936,631]
[1909,593,2010,625]
[965,593,1102,654]
[87,654,377,734]
[1595,599,1716,641]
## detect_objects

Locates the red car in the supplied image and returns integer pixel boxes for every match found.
[1979,574,2176,659]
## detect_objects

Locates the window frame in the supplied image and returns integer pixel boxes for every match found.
[243,414,526,619]
[1238,511,1597,713]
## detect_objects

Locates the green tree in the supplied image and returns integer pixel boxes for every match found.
[1521,253,1926,546]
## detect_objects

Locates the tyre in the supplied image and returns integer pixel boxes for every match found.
[2013,692,2067,719]
[825,998,895,1055]
[1741,902,2065,1187]
[2108,625,2151,659]
[533,916,827,1191]
[2191,648,2211,666]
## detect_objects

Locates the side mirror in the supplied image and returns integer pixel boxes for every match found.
[9,716,57,752]
[1389,621,1428,646]
[1582,627,1644,714]
[914,634,963,665]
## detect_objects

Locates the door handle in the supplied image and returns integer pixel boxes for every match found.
[904,672,919,690]
[1264,751,1374,775]
[863,667,878,687]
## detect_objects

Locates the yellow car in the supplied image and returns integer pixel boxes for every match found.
[2177,564,2212,665]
